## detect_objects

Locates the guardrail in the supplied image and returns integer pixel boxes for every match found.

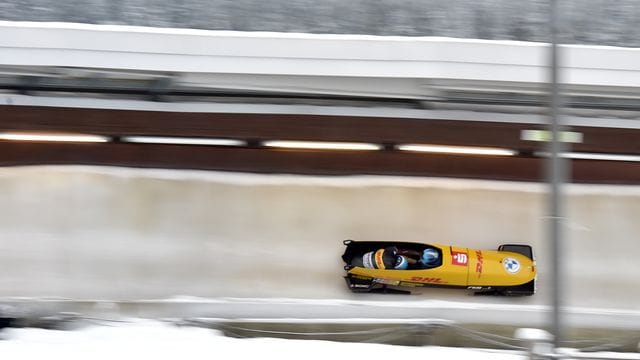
[2,21,640,92]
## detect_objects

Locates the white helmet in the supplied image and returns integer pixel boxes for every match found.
[394,255,410,270]
[421,248,439,265]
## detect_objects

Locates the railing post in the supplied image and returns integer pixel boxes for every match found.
[515,328,554,360]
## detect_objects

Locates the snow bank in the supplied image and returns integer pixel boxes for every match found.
[0,320,523,360]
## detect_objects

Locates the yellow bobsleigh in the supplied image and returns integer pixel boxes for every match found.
[342,240,536,296]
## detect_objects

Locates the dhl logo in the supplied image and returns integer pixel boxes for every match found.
[410,276,446,284]
[475,250,484,277]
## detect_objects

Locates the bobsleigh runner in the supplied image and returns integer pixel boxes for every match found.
[341,240,536,296]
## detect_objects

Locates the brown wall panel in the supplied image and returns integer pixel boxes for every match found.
[0,142,540,180]
[2,105,640,183]
[3,105,640,155]
[1,141,639,184]
[0,105,542,150]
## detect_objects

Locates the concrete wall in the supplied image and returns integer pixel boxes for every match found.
[2,0,640,47]
[1,166,639,312]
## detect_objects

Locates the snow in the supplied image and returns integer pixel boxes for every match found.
[0,320,524,360]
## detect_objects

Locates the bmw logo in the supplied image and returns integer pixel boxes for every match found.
[503,257,521,274]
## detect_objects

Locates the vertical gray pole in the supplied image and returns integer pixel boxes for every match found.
[548,0,564,351]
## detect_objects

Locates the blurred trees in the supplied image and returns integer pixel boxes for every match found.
[1,0,639,47]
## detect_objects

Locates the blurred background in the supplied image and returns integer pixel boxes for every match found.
[1,0,640,356]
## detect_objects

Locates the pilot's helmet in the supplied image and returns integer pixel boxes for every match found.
[421,248,439,265]
[394,255,410,270]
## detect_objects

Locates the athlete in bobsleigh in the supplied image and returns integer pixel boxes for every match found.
[351,246,440,270]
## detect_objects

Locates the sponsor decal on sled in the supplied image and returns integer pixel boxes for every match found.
[410,276,446,284]
[475,250,484,277]
[373,278,400,286]
[451,250,468,266]
[503,257,521,274]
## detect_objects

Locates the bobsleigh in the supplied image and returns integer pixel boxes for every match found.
[342,240,536,296]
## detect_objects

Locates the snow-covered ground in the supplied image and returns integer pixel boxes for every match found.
[0,319,524,360]
[3,319,639,360]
